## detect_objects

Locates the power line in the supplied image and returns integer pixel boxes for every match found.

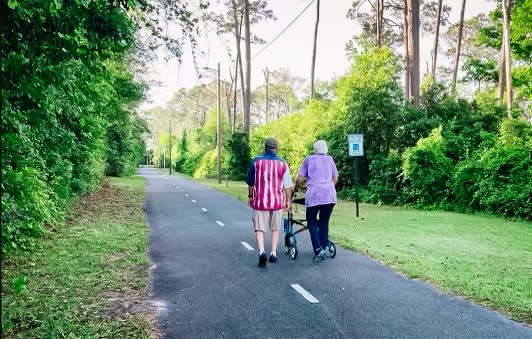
[252,0,317,60]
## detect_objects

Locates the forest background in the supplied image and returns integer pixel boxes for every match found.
[1,0,531,254]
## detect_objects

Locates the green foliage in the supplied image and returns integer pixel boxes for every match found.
[451,119,531,219]
[366,151,404,205]
[194,150,217,179]
[175,130,189,172]
[1,168,55,252]
[12,276,27,294]
[327,47,404,187]
[401,127,454,208]
[225,132,251,180]
[509,0,532,61]
[462,58,498,87]
[251,100,332,174]
[1,0,146,252]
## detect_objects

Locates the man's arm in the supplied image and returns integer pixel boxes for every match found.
[283,187,292,211]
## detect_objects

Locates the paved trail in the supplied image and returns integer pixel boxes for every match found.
[140,168,531,339]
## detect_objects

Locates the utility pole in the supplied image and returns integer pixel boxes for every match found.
[169,120,172,175]
[216,62,222,184]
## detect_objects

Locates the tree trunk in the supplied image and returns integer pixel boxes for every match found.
[231,0,246,126]
[431,0,442,79]
[225,77,233,131]
[406,0,420,106]
[263,68,269,123]
[310,0,320,101]
[497,42,506,100]
[376,0,384,47]
[502,0,513,114]
[403,0,410,102]
[243,0,251,135]
[232,56,238,133]
[452,0,466,95]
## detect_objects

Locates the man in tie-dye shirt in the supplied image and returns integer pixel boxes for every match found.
[246,137,293,267]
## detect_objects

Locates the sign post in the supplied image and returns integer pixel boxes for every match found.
[348,134,364,217]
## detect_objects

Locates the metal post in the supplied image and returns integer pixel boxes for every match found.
[355,156,359,217]
[169,120,172,175]
[216,62,222,184]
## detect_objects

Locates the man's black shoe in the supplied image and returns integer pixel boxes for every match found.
[268,254,278,263]
[258,252,268,267]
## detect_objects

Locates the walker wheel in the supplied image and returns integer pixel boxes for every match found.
[290,246,298,260]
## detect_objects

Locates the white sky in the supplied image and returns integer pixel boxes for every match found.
[139,0,496,109]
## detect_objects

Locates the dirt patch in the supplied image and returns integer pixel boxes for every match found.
[99,291,156,319]
[104,252,130,263]
[67,179,142,224]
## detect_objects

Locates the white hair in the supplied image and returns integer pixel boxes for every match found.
[313,140,328,155]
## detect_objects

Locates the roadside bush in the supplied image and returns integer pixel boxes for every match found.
[367,150,404,205]
[1,168,54,252]
[194,150,217,179]
[225,132,251,180]
[475,144,531,219]
[401,127,453,208]
[452,158,483,212]
[473,119,532,219]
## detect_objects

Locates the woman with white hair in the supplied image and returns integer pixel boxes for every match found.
[296,140,339,263]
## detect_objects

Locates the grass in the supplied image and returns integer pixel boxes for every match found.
[1,175,156,338]
[194,176,532,325]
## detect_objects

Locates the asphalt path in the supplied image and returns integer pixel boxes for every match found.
[140,168,531,339]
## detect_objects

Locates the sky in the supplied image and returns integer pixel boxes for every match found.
[139,0,496,110]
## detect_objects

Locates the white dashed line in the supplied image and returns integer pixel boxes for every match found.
[201,208,208,212]
[216,220,224,227]
[179,189,183,192]
[185,193,189,197]
[290,284,319,304]
[241,242,254,251]
[191,200,197,203]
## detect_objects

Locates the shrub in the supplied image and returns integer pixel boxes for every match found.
[367,150,404,205]
[225,132,251,180]
[401,127,453,208]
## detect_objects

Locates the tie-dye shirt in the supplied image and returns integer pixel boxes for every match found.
[246,150,293,211]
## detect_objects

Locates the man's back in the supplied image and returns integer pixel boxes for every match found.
[246,151,288,211]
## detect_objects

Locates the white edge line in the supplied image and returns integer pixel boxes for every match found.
[216,220,224,226]
[241,242,254,251]
[290,284,319,304]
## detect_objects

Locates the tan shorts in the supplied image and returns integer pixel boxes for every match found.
[252,209,283,232]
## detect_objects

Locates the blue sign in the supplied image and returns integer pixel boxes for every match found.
[348,134,364,156]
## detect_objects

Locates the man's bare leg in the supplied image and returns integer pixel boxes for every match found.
[271,229,279,256]
[256,230,265,254]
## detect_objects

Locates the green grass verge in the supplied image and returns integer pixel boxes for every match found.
[1,175,155,338]
[194,176,532,325]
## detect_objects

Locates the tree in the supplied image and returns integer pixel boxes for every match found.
[244,0,251,136]
[431,0,443,78]
[310,0,321,101]
[406,0,420,106]
[263,68,270,122]
[376,0,384,47]
[451,0,467,94]
[501,0,513,112]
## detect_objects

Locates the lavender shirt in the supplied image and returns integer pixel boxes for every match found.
[298,154,338,207]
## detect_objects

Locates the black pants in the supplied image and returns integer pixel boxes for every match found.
[306,203,335,254]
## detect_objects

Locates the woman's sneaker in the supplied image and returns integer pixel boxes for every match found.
[313,249,326,263]
[327,243,336,257]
